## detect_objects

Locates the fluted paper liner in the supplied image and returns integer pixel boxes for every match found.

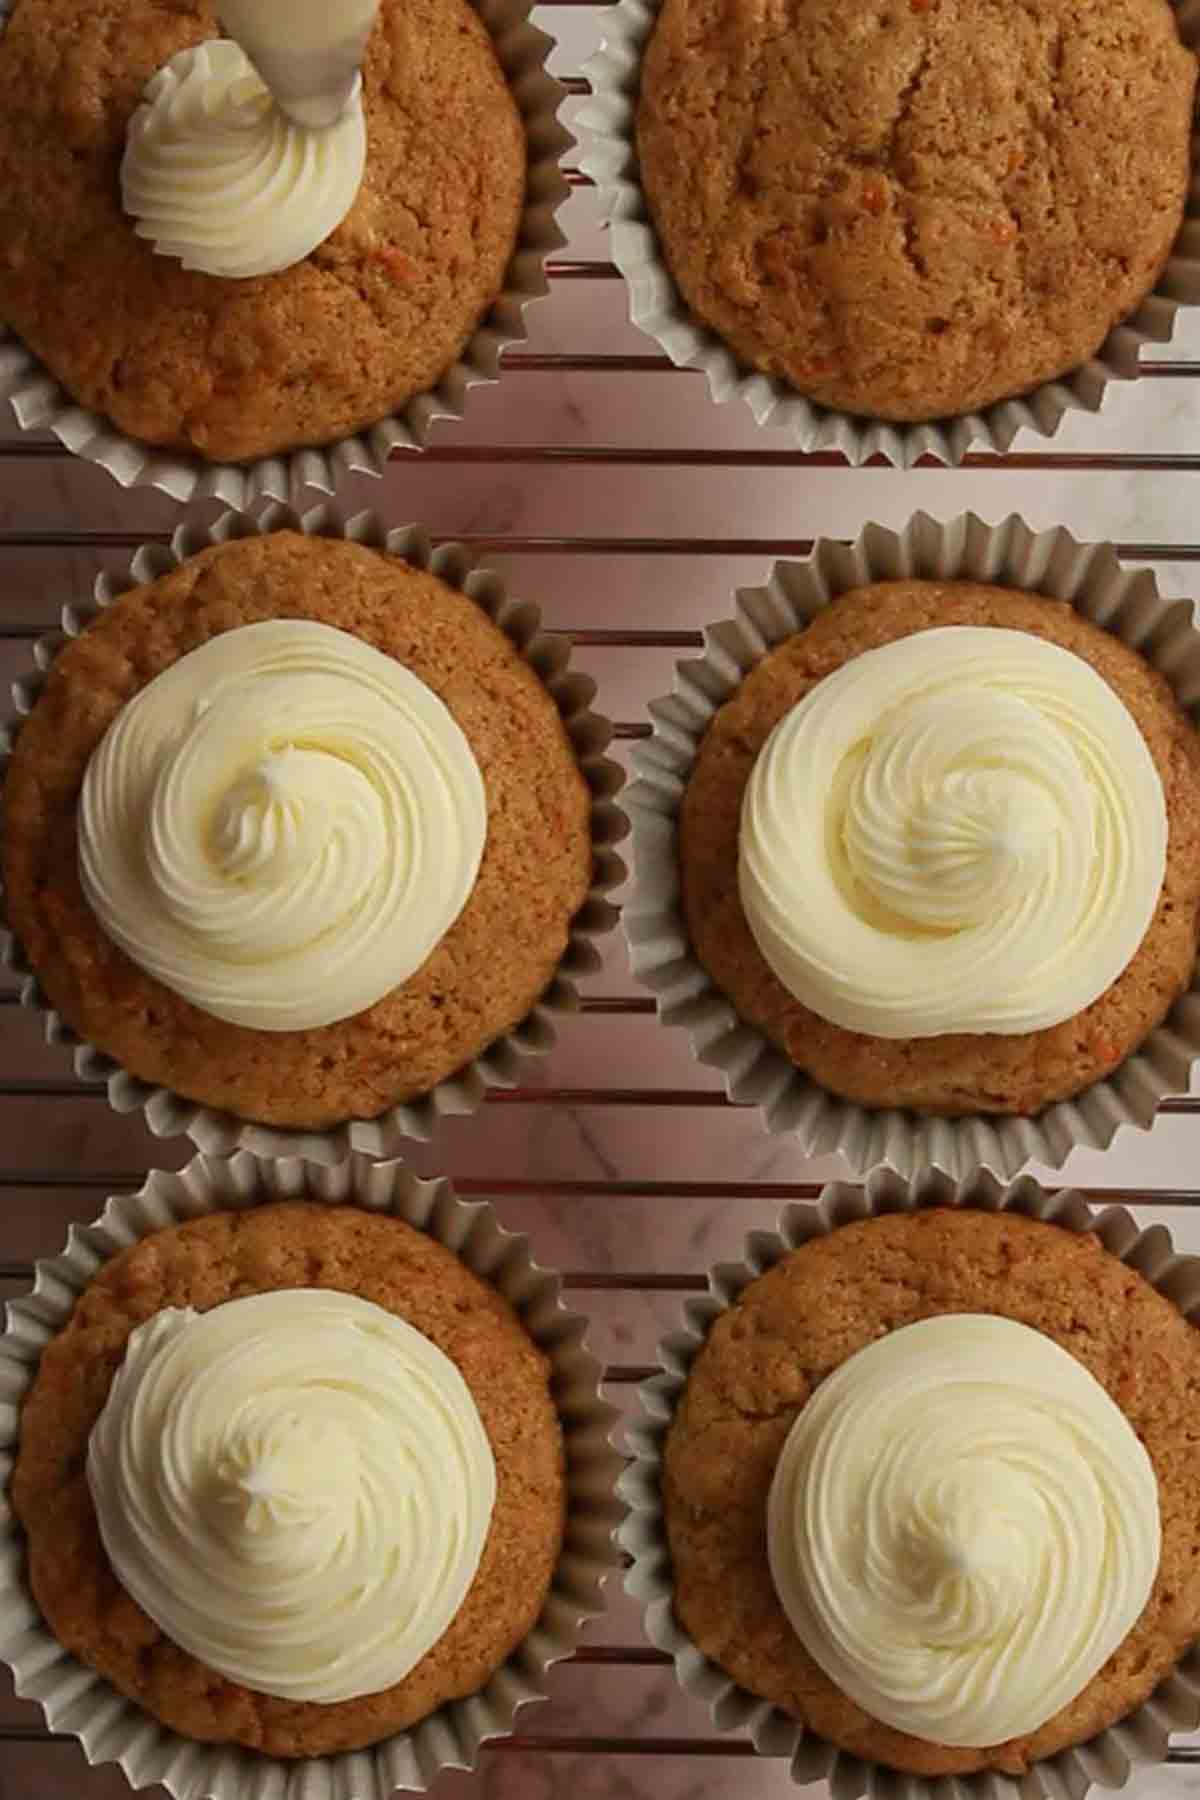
[622,1169,1200,1800]
[0,0,570,505]
[0,498,627,1161]
[0,1151,623,1799]
[625,510,1200,1180]
[578,0,1200,468]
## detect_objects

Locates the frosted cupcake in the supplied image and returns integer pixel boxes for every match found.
[680,579,1200,1116]
[624,1178,1200,1787]
[0,1154,619,1792]
[1,514,619,1149]
[625,515,1200,1177]
[17,1202,560,1754]
[0,0,561,495]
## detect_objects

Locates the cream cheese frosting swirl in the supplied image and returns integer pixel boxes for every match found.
[79,618,487,1032]
[738,626,1167,1037]
[121,41,366,279]
[88,1290,496,1703]
[767,1314,1160,1747]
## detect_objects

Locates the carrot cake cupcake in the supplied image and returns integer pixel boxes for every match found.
[1,528,594,1130]
[636,0,1196,421]
[12,1199,565,1756]
[663,1205,1200,1775]
[0,0,526,461]
[679,579,1200,1116]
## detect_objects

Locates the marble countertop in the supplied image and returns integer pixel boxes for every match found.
[2,3,1200,1797]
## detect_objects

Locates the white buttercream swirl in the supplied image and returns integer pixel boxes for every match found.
[79,618,487,1032]
[767,1314,1160,1747]
[738,626,1167,1037]
[120,40,366,279]
[88,1290,496,1704]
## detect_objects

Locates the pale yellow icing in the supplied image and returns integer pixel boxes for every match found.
[121,41,366,279]
[767,1314,1160,1746]
[78,618,486,1032]
[738,626,1167,1036]
[88,1290,496,1704]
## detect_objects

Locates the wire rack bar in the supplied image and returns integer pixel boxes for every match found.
[6,1079,1200,1116]
[1,537,1197,568]
[402,448,1200,471]
[1,1181,1200,1208]
[0,1079,1198,1116]
[0,1727,1191,1763]
[7,446,1200,472]
[0,1730,756,1754]
[499,352,1200,376]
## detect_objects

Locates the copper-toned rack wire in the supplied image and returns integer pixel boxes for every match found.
[2,39,1200,1791]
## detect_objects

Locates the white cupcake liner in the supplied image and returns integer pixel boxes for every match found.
[578,0,1200,468]
[622,1168,1200,1800]
[0,0,570,506]
[0,498,627,1162]
[0,1151,623,1799]
[624,509,1200,1181]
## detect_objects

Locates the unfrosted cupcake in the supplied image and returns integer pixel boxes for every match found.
[1,520,611,1141]
[634,0,1196,423]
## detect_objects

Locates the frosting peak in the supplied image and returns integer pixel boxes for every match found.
[851,715,1062,932]
[121,41,366,279]
[767,1314,1161,1746]
[739,626,1168,1037]
[88,1291,497,1703]
[214,1412,353,1535]
[208,748,384,889]
[79,618,487,1032]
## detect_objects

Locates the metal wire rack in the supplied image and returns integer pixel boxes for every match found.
[2,5,1200,1795]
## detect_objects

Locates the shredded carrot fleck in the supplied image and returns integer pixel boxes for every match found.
[375,246,415,280]
[988,215,1018,245]
[862,181,887,215]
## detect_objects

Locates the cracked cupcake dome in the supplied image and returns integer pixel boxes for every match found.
[635,0,1196,422]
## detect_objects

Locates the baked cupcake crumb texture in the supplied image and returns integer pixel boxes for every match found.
[637,0,1196,420]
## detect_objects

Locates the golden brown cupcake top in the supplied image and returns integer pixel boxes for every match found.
[637,0,1195,420]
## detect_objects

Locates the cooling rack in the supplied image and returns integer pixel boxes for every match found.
[2,4,1200,1796]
